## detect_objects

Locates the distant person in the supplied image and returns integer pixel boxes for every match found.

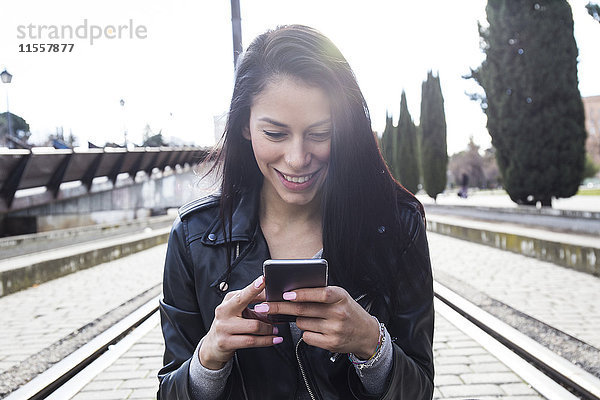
[157,25,434,399]
[458,173,469,198]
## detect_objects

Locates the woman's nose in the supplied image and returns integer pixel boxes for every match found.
[285,140,311,170]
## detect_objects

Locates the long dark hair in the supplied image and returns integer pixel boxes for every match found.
[208,25,425,309]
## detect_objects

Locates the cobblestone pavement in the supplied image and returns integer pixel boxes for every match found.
[428,232,600,349]
[71,320,164,400]
[417,192,600,212]
[433,313,542,399]
[69,312,543,400]
[0,244,167,374]
[4,229,593,398]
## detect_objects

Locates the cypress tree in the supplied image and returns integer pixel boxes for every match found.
[380,112,396,175]
[420,71,448,200]
[397,91,420,194]
[470,0,586,206]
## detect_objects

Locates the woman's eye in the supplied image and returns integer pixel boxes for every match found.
[262,130,286,139]
[310,131,332,141]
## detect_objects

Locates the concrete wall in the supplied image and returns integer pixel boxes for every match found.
[0,228,170,297]
[427,220,599,277]
[3,167,218,234]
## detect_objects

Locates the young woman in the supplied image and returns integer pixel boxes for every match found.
[158,25,434,399]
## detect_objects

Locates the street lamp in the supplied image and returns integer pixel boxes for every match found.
[231,0,242,68]
[120,98,127,147]
[1,69,13,139]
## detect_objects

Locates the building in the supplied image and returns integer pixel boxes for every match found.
[583,95,600,170]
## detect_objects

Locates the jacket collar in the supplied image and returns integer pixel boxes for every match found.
[200,187,261,246]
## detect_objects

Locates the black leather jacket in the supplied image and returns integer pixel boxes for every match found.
[157,188,434,399]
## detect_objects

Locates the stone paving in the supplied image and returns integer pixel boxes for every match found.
[69,312,544,400]
[433,314,542,399]
[0,244,166,374]
[4,225,597,398]
[417,192,600,212]
[428,232,600,349]
[71,321,164,400]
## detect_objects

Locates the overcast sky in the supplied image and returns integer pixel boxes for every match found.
[0,0,598,155]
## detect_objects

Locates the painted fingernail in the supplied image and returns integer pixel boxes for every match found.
[273,337,283,344]
[283,291,296,301]
[272,326,279,335]
[254,303,269,313]
[254,276,264,288]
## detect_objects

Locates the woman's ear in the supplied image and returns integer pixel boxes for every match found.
[242,126,251,140]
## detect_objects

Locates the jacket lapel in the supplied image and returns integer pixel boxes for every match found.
[200,189,260,245]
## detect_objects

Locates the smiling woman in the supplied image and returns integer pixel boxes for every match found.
[158,25,434,400]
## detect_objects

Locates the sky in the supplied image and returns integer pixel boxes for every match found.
[0,1,598,155]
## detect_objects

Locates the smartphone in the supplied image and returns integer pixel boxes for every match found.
[263,258,328,323]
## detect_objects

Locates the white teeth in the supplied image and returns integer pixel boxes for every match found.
[283,173,312,183]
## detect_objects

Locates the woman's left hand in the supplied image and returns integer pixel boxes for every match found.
[255,286,380,359]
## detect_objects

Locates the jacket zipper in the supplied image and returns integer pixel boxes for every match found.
[294,293,368,399]
[234,353,249,400]
[295,338,317,400]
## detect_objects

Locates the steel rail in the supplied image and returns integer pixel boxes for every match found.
[435,281,600,400]
[4,295,160,400]
[7,282,600,400]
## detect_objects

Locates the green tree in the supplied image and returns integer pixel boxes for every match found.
[420,71,448,200]
[448,138,485,188]
[142,132,167,147]
[396,91,420,194]
[482,147,501,188]
[586,2,600,22]
[380,112,396,176]
[0,112,31,146]
[448,139,501,189]
[469,0,586,206]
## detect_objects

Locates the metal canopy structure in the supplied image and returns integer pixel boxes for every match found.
[0,147,207,212]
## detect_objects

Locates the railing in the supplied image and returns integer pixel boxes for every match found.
[0,146,208,212]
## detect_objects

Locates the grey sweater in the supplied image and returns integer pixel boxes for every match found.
[189,324,393,399]
[188,250,393,399]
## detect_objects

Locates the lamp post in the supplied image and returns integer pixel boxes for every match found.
[1,69,13,140]
[120,98,127,147]
[231,0,242,69]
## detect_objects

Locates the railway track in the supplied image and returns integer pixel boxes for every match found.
[434,282,600,400]
[5,284,600,400]
[4,296,160,400]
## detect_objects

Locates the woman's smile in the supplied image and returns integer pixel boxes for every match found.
[276,168,321,191]
[280,172,313,184]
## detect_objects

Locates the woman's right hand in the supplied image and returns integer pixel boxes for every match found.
[199,275,282,370]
